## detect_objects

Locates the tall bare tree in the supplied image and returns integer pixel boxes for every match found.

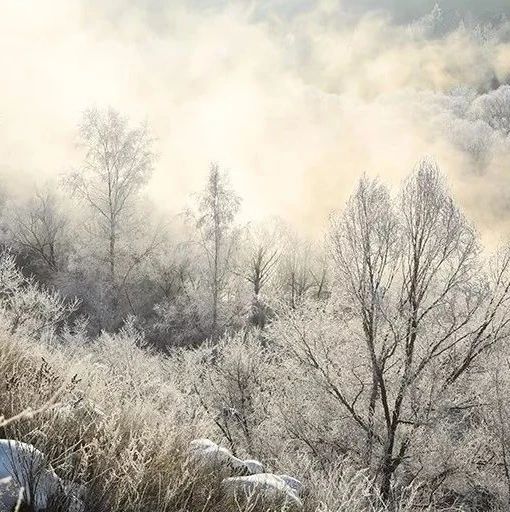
[240,223,281,328]
[289,160,510,502]
[193,163,240,339]
[277,232,320,308]
[65,107,154,281]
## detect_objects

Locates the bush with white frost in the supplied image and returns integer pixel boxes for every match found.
[0,251,78,337]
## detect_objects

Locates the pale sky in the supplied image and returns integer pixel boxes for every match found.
[2,0,510,240]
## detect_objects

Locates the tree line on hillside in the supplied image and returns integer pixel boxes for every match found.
[0,107,328,349]
[3,106,510,508]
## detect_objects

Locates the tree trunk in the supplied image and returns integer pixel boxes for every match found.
[211,182,220,339]
[365,373,378,468]
[380,429,397,504]
[109,219,116,282]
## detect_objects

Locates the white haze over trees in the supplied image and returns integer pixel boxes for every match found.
[3,1,510,511]
[3,1,510,237]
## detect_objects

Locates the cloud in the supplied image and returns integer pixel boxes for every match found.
[1,0,510,244]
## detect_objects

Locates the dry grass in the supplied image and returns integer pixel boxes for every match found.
[0,329,493,512]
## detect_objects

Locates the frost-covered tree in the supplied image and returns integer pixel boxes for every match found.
[275,230,327,309]
[6,188,70,273]
[471,85,510,136]
[146,241,207,348]
[191,164,241,339]
[238,222,281,328]
[332,161,510,500]
[65,107,154,282]
[272,161,510,503]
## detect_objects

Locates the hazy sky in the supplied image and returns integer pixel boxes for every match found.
[129,0,510,22]
[2,0,510,241]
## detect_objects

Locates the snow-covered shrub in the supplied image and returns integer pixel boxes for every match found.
[0,251,79,338]
[186,332,275,459]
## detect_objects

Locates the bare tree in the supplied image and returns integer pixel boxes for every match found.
[239,223,281,328]
[192,163,241,339]
[65,107,154,282]
[286,160,510,503]
[277,233,319,309]
[490,360,510,509]
[245,233,279,299]
[7,189,69,272]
